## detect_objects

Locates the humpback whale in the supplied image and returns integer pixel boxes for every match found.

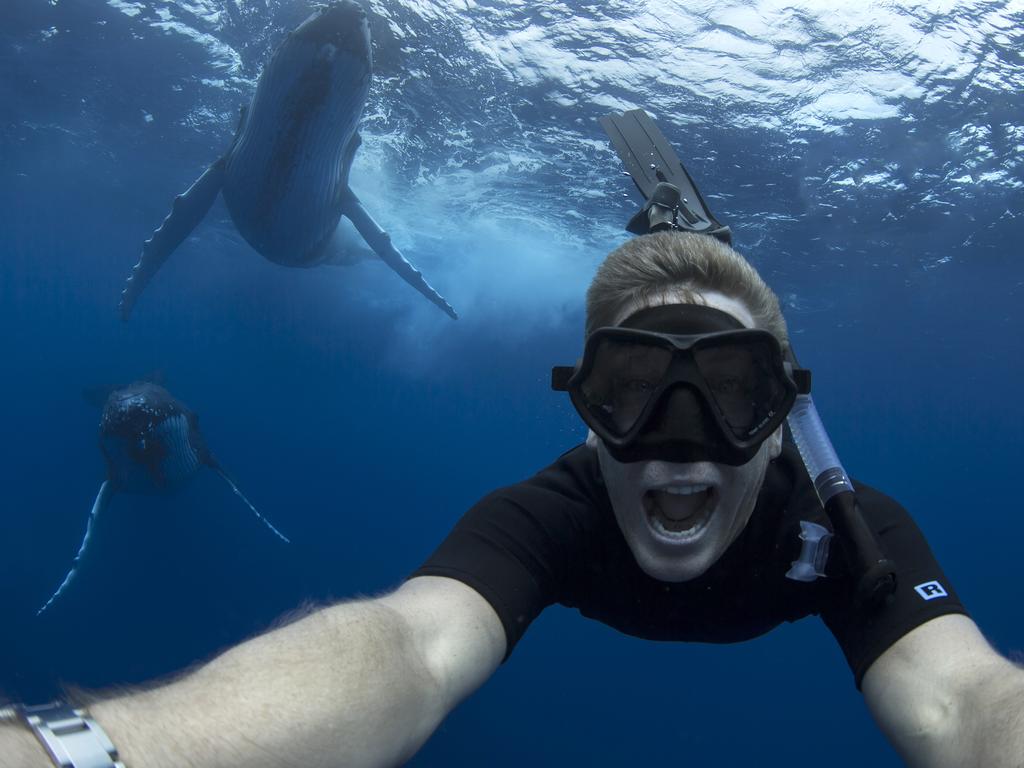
[37,380,288,615]
[120,0,457,320]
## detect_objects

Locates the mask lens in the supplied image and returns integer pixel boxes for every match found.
[694,336,784,440]
[579,336,672,436]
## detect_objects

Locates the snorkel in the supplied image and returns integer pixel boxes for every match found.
[598,109,897,611]
[785,381,897,607]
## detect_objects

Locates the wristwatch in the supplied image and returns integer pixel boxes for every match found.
[9,701,125,768]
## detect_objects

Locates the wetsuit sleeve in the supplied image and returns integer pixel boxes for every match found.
[820,483,970,689]
[409,486,572,661]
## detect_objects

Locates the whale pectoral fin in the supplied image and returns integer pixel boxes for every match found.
[340,189,458,320]
[211,466,290,544]
[37,480,113,616]
[120,159,226,321]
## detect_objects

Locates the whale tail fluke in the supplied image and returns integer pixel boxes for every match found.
[211,466,291,544]
[340,189,458,320]
[120,159,226,321]
[37,481,113,616]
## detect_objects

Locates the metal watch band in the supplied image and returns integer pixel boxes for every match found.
[18,701,125,768]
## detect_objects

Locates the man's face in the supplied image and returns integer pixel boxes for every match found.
[586,288,783,582]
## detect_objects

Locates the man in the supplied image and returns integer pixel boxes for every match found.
[3,232,1022,767]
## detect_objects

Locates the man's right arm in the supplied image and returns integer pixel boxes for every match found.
[0,576,506,768]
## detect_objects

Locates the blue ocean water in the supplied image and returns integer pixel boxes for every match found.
[2,0,1022,764]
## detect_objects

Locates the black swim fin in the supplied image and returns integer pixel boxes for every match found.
[600,109,732,244]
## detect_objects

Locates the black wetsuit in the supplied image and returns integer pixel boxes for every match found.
[413,442,968,687]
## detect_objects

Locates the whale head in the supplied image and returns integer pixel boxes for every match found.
[99,382,211,494]
[289,0,372,96]
[295,1,371,58]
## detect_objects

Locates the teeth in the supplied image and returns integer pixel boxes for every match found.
[644,484,713,539]
[661,484,710,496]
[650,509,709,538]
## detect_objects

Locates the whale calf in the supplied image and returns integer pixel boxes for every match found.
[37,380,288,615]
[120,0,456,320]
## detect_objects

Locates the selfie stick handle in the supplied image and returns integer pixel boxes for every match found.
[787,394,897,609]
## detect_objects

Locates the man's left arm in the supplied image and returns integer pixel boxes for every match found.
[863,613,1024,768]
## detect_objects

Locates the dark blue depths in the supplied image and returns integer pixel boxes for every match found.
[2,1,1023,766]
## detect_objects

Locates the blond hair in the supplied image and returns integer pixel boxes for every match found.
[585,231,789,351]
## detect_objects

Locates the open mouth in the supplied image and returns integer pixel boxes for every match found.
[643,484,714,540]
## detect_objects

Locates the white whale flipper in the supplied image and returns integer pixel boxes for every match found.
[211,467,290,544]
[37,480,113,615]
[340,188,458,319]
[120,159,227,320]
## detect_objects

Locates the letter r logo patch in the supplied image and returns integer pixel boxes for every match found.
[914,580,948,600]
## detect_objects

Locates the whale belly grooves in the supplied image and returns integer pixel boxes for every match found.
[223,25,369,267]
[156,413,204,489]
[102,412,202,493]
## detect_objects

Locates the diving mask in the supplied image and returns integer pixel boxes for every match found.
[552,304,808,465]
